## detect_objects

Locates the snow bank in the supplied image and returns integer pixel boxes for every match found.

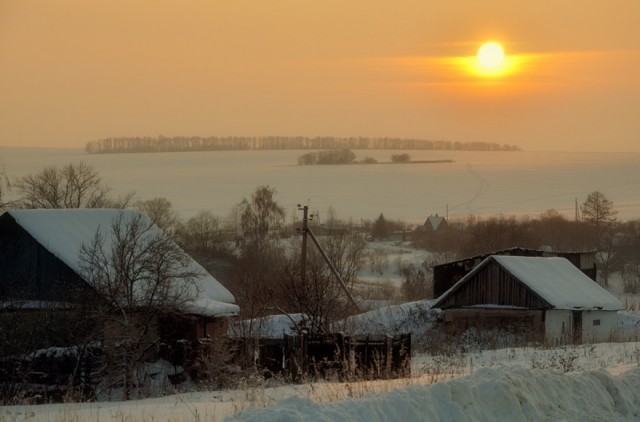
[228,313,307,338]
[230,366,640,421]
[618,311,640,340]
[338,300,440,336]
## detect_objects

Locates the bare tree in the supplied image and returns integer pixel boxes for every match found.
[225,187,288,340]
[321,219,366,285]
[581,191,617,228]
[13,162,133,209]
[236,185,285,252]
[619,219,640,293]
[135,197,179,234]
[226,243,286,337]
[281,221,365,334]
[368,248,389,275]
[461,215,535,256]
[176,210,225,258]
[0,160,14,210]
[401,265,432,301]
[581,191,618,286]
[78,212,200,400]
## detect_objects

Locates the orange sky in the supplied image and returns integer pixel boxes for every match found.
[1,1,639,152]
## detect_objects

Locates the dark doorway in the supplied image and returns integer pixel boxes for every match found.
[572,311,582,343]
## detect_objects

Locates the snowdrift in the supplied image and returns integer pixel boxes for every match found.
[338,299,440,336]
[230,366,640,421]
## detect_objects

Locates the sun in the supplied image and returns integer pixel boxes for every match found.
[477,42,505,68]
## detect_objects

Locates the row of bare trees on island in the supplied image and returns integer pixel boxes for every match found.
[85,136,521,154]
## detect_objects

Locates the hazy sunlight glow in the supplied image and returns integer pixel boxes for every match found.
[478,42,505,68]
[461,41,517,78]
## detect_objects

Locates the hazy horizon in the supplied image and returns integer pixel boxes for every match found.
[1,1,639,152]
[3,148,640,223]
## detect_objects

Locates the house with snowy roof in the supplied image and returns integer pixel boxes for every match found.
[433,255,622,344]
[420,214,448,231]
[432,247,597,298]
[0,209,239,347]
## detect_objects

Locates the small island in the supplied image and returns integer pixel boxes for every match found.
[297,149,454,166]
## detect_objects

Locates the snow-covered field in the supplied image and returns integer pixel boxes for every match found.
[3,148,640,222]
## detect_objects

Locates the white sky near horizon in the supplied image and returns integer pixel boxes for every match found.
[1,1,639,152]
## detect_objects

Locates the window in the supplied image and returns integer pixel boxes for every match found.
[593,319,601,326]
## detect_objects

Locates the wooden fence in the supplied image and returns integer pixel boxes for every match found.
[241,333,411,382]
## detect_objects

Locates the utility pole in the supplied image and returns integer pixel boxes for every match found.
[298,204,309,286]
[297,204,360,313]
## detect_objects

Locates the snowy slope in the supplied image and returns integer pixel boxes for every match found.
[338,299,440,336]
[231,366,640,422]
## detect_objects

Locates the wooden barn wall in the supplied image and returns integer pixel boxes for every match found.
[437,261,549,309]
[433,249,597,297]
[433,259,479,298]
[0,215,89,302]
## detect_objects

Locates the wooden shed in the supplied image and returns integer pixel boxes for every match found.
[433,247,597,298]
[433,255,622,344]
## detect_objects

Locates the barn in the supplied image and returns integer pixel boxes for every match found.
[433,255,622,344]
[432,247,597,298]
[0,209,239,348]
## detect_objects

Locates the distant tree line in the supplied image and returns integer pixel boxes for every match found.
[85,136,521,154]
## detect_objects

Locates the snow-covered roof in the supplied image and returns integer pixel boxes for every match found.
[433,246,596,269]
[482,256,621,310]
[6,209,238,317]
[424,215,445,230]
[338,300,440,336]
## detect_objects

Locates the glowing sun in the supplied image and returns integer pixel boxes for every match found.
[477,42,505,68]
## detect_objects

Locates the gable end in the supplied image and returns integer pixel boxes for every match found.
[436,259,552,309]
[0,213,90,302]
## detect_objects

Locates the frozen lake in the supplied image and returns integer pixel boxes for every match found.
[2,147,639,223]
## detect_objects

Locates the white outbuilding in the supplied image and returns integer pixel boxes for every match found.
[433,255,623,344]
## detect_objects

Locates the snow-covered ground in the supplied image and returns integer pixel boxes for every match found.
[5,241,640,421]
[232,365,640,422]
[5,297,640,422]
[358,241,432,287]
[4,342,640,421]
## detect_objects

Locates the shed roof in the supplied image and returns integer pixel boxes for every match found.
[432,246,595,269]
[6,209,239,317]
[435,255,622,311]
